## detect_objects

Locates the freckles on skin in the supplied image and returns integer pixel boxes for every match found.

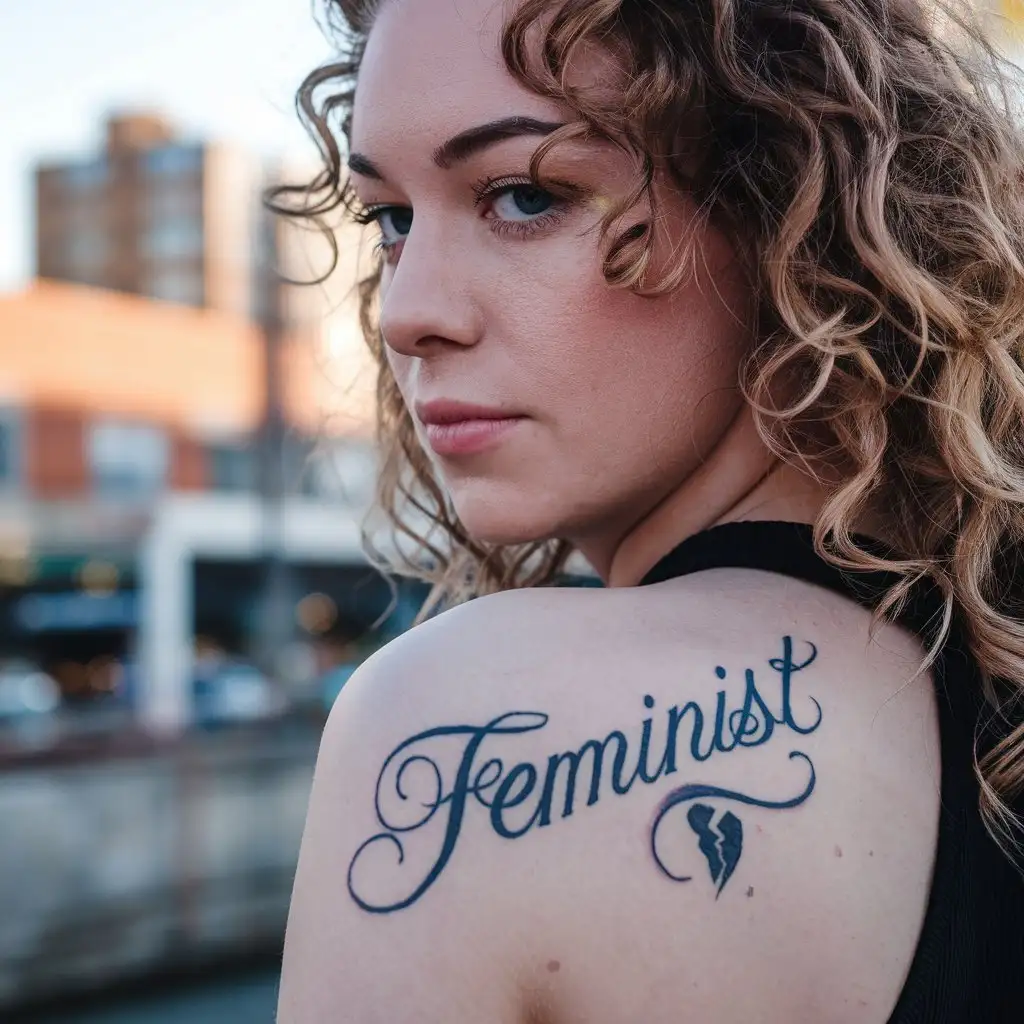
[352,0,754,548]
[384,191,749,543]
[351,0,544,179]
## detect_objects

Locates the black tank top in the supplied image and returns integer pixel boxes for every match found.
[637,520,1024,1024]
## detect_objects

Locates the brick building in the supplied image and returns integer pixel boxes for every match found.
[35,111,274,320]
[0,280,264,498]
[0,276,387,728]
[0,112,408,729]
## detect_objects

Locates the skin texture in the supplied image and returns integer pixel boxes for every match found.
[347,0,815,585]
[278,573,941,1024]
[276,1,944,1022]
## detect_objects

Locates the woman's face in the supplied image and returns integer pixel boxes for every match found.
[348,0,754,557]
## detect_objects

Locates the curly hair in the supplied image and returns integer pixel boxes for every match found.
[266,0,1024,852]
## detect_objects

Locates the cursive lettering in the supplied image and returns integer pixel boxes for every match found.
[347,636,822,913]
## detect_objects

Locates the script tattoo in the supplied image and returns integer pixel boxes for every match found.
[347,636,822,913]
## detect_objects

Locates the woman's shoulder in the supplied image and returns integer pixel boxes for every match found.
[365,566,938,714]
[281,571,942,1024]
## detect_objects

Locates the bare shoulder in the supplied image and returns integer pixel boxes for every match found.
[279,571,941,1024]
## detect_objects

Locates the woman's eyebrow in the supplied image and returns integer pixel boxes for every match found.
[347,115,567,180]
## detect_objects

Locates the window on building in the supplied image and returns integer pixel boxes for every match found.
[0,410,23,489]
[64,229,110,275]
[146,186,201,222]
[207,442,256,492]
[88,421,168,498]
[146,267,204,306]
[143,218,203,259]
[298,439,377,505]
[144,144,203,178]
[63,160,108,191]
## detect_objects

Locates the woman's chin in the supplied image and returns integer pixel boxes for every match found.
[460,519,552,547]
[452,501,558,548]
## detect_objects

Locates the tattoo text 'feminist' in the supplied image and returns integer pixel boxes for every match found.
[347,636,821,913]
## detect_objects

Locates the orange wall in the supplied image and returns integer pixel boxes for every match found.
[0,278,374,498]
[0,280,265,435]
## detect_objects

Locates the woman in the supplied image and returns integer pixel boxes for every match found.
[272,0,1024,1019]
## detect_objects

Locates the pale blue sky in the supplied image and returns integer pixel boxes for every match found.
[0,0,337,290]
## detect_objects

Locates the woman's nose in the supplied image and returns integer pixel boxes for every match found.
[378,232,481,357]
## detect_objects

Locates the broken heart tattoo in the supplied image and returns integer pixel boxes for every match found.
[648,751,816,895]
[688,805,742,896]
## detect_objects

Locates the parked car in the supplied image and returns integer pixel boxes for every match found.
[318,660,361,712]
[0,662,61,720]
[192,659,289,727]
[0,661,62,748]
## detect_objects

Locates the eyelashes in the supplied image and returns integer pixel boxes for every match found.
[351,174,581,263]
[351,205,413,259]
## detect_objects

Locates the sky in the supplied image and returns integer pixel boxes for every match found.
[0,0,337,291]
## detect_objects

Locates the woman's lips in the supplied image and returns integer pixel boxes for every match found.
[423,416,526,456]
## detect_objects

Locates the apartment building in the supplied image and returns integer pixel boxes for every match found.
[34,111,284,321]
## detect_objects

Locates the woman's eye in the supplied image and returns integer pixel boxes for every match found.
[490,185,554,220]
[377,207,413,243]
[358,180,562,256]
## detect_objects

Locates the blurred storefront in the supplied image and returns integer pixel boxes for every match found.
[0,150,424,1012]
[0,275,406,743]
[0,109,424,1014]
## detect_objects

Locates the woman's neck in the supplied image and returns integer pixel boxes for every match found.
[588,406,833,587]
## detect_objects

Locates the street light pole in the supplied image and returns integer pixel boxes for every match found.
[254,194,294,681]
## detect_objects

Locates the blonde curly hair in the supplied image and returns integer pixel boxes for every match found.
[267,0,1024,853]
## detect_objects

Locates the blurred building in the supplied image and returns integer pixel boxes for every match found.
[5,102,391,736]
[35,111,273,321]
[0,278,393,728]
[34,109,377,417]
[1,279,296,492]
[5,109,441,740]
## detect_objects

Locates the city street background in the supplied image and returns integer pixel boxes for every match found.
[0,2,411,1020]
[2,1,1024,1021]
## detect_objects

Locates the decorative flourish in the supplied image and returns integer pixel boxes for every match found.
[649,750,817,892]
[347,636,822,914]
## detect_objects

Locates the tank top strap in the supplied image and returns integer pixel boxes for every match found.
[637,519,983,738]
[641,519,903,599]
